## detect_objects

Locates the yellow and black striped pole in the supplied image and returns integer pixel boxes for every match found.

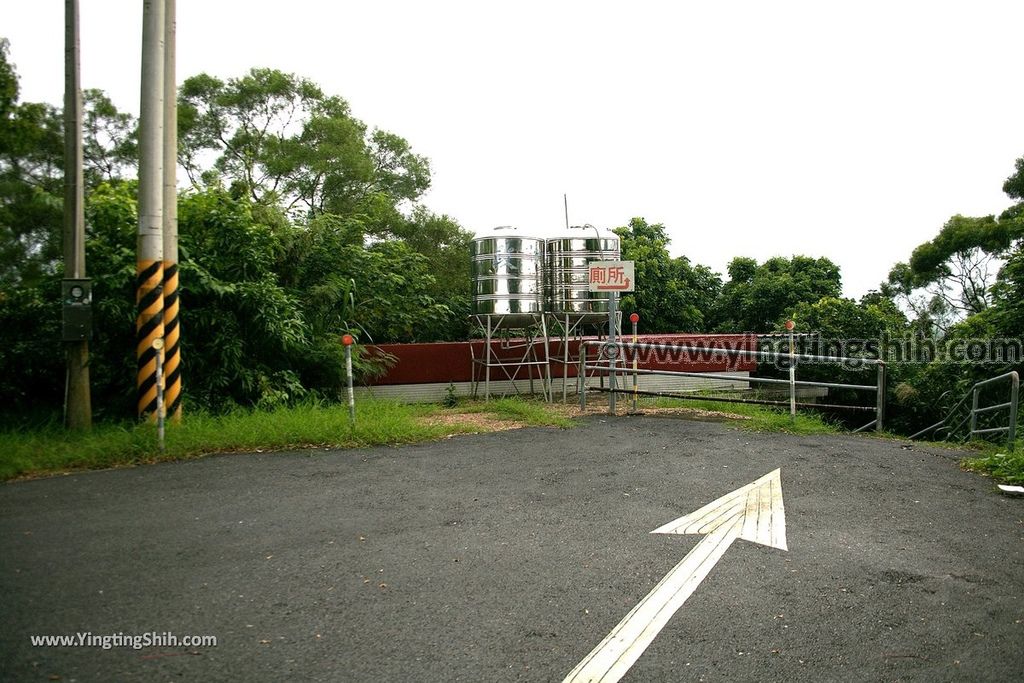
[136,261,164,418]
[137,0,165,420]
[162,262,180,418]
[162,0,181,421]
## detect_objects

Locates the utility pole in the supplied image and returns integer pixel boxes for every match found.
[63,0,91,430]
[136,0,165,420]
[162,0,181,421]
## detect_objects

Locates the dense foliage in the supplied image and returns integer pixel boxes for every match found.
[0,44,470,418]
[712,255,842,333]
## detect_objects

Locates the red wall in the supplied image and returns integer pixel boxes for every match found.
[365,334,757,385]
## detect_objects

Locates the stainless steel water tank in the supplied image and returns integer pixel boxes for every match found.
[471,226,545,325]
[545,225,621,316]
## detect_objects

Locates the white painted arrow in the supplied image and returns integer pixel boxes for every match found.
[563,469,787,683]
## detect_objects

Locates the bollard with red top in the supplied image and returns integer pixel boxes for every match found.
[342,334,355,425]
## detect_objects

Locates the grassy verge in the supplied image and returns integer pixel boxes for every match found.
[0,398,575,481]
[642,396,839,435]
[961,444,1023,484]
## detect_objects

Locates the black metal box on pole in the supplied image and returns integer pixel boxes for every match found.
[61,277,93,341]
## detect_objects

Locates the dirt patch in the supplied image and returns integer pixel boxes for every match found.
[545,398,752,421]
[417,397,750,435]
[417,412,527,433]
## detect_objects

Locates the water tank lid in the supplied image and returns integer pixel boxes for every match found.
[547,223,620,240]
[472,225,546,241]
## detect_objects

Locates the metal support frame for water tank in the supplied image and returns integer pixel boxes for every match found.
[470,313,552,402]
[545,312,622,402]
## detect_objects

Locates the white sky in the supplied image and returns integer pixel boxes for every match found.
[3,0,1023,298]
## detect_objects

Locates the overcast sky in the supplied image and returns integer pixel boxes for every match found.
[3,0,1023,297]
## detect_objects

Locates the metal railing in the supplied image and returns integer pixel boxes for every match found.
[577,340,886,431]
[909,371,1018,451]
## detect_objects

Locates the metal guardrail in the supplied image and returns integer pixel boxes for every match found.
[909,371,1018,451]
[577,340,886,431]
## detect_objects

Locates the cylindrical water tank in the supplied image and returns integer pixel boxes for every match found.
[470,226,545,324]
[545,225,621,316]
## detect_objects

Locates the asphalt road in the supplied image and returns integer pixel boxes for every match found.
[1,416,1022,682]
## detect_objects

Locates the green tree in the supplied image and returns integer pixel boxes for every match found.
[874,154,1024,435]
[278,210,456,345]
[82,88,137,186]
[391,207,473,339]
[0,52,470,419]
[614,217,721,333]
[177,185,309,409]
[886,214,1022,333]
[0,38,16,120]
[178,68,430,222]
[1003,157,1024,200]
[1,43,139,288]
[0,39,63,287]
[885,157,1024,336]
[787,295,907,343]
[713,255,842,333]
[985,157,1024,339]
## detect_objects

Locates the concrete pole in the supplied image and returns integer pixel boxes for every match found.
[136,0,165,420]
[162,0,181,422]
[63,0,91,430]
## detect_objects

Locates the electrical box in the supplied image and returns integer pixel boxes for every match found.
[62,278,93,342]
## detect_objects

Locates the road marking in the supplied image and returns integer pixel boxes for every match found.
[563,469,787,683]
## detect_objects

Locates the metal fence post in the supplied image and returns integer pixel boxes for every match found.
[875,362,886,432]
[788,323,796,423]
[969,386,980,437]
[563,314,570,403]
[579,345,586,411]
[1008,371,1018,452]
[484,315,491,402]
